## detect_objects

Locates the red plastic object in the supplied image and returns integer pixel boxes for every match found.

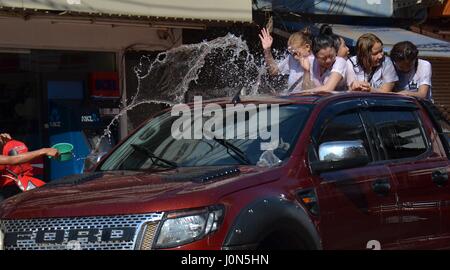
[90,71,120,98]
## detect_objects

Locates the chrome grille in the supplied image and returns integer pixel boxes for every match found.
[0,213,163,250]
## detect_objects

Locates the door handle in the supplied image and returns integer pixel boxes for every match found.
[432,170,448,187]
[371,178,391,196]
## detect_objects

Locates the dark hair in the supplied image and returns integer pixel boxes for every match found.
[321,25,344,45]
[312,24,340,55]
[390,41,419,63]
[312,34,340,55]
[319,24,334,36]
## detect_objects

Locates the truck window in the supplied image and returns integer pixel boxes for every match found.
[316,112,372,159]
[438,118,450,145]
[417,99,450,158]
[100,104,312,171]
[369,110,427,160]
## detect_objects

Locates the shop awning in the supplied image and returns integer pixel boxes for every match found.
[331,25,450,58]
[0,0,253,23]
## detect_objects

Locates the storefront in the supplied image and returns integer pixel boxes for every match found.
[0,0,253,181]
[0,50,118,180]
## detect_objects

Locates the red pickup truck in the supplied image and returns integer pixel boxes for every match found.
[1,92,449,250]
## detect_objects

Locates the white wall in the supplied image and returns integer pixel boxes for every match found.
[0,16,182,52]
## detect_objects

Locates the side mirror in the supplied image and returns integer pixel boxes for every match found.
[83,152,107,172]
[310,140,370,174]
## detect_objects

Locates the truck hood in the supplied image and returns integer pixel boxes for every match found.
[0,165,281,219]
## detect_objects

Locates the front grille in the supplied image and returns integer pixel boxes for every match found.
[0,213,163,250]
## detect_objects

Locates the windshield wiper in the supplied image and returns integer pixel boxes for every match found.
[130,144,178,168]
[212,138,252,165]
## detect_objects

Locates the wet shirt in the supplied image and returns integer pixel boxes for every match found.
[395,59,433,101]
[278,54,314,93]
[309,56,347,91]
[346,56,398,89]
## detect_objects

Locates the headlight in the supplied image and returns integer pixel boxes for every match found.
[154,205,224,249]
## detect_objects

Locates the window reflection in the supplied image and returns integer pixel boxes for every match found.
[101,104,312,171]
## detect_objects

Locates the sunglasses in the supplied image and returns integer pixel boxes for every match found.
[288,47,301,57]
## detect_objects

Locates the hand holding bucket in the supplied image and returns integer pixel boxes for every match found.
[50,143,74,162]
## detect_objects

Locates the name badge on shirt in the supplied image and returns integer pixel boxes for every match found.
[408,81,418,90]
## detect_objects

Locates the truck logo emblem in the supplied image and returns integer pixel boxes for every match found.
[4,227,136,248]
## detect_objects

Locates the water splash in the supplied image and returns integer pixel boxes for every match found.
[92,33,284,154]
[132,33,266,104]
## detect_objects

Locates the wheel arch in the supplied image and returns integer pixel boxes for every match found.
[222,196,322,250]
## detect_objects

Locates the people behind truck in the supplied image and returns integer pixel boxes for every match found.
[346,33,398,93]
[259,27,313,93]
[261,27,434,100]
[390,41,433,101]
[294,28,348,93]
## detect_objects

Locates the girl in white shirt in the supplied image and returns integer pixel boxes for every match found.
[259,28,313,93]
[390,41,433,101]
[295,32,348,93]
[346,33,398,92]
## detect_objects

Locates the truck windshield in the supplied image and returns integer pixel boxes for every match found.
[100,104,312,171]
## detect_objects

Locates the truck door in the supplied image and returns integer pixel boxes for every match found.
[310,99,400,250]
[436,124,450,248]
[365,100,445,249]
[415,101,450,248]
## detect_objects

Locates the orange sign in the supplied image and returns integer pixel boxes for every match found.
[430,0,450,17]
[445,0,450,16]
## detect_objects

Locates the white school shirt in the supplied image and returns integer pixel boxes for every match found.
[278,54,315,93]
[309,56,347,91]
[395,59,433,101]
[346,56,398,89]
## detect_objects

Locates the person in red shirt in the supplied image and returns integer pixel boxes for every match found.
[0,133,59,201]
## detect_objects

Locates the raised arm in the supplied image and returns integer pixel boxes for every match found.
[259,28,279,76]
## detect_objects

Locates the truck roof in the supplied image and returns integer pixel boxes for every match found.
[196,91,417,106]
